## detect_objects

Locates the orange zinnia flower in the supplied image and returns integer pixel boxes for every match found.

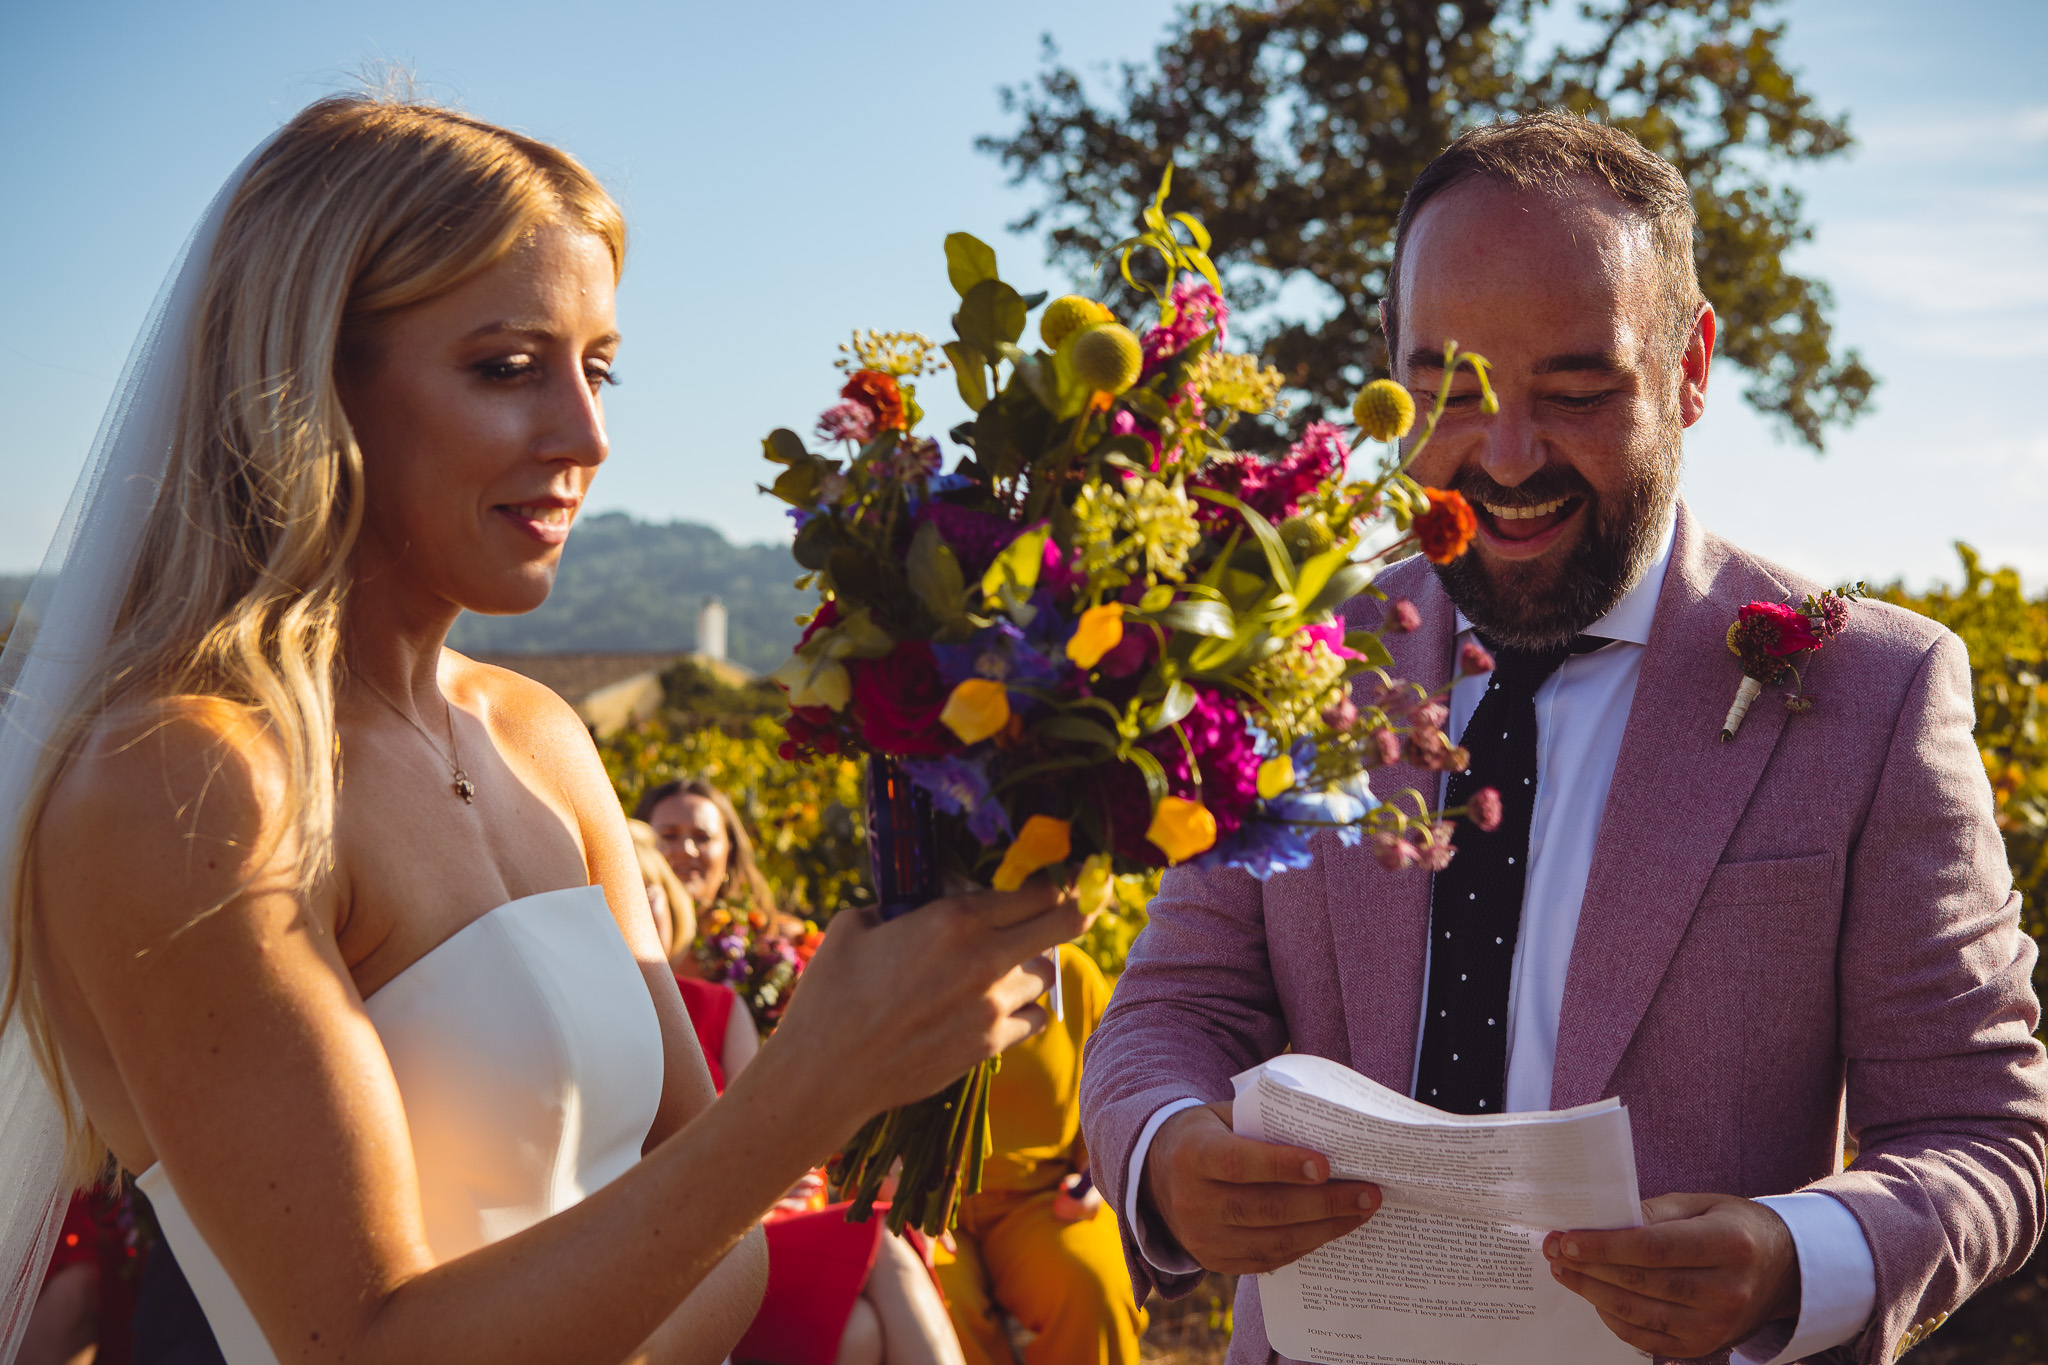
[842,369,907,431]
[1413,488,1477,564]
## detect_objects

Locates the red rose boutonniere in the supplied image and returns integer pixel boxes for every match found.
[1721,585,1865,741]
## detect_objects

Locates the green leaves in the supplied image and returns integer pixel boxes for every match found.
[907,520,969,635]
[954,278,1029,359]
[944,233,999,297]
[1146,598,1236,638]
[943,341,990,411]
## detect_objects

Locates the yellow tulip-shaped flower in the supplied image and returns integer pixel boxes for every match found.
[992,815,1073,891]
[940,677,1011,745]
[1146,796,1218,864]
[1256,754,1296,800]
[1066,603,1127,669]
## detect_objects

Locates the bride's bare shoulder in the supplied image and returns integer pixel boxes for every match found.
[39,695,296,906]
[442,648,598,754]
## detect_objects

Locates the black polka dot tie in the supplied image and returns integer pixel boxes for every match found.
[1415,632,1610,1114]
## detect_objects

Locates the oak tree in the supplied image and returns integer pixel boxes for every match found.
[983,0,1875,451]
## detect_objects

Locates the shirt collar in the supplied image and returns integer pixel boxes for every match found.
[1453,507,1676,647]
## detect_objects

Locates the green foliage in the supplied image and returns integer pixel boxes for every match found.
[658,656,787,723]
[446,513,808,674]
[1883,546,2048,1010]
[982,0,1874,451]
[598,715,874,920]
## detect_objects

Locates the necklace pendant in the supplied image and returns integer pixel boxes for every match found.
[454,771,476,804]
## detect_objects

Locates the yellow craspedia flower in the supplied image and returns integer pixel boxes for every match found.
[992,815,1073,891]
[940,677,1011,745]
[1066,603,1127,669]
[1071,324,1144,395]
[1146,795,1217,864]
[1256,754,1295,801]
[1040,295,1115,350]
[1352,378,1416,441]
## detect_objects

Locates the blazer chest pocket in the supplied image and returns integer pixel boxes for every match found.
[1700,852,1836,907]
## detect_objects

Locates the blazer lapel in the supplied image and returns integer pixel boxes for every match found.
[1327,567,1453,1090]
[1551,503,1798,1108]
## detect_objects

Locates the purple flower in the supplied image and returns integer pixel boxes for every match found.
[932,621,1062,692]
[915,502,1022,578]
[901,753,1014,846]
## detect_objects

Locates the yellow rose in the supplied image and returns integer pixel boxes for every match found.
[1146,796,1218,864]
[940,677,1011,745]
[992,815,1073,891]
[1066,603,1127,669]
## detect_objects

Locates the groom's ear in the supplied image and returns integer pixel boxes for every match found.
[1677,303,1716,430]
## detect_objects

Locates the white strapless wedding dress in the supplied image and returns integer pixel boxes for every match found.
[134,885,665,1364]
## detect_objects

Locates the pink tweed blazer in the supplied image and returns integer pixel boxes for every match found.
[1080,504,2048,1364]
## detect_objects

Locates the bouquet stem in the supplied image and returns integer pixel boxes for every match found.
[832,758,994,1235]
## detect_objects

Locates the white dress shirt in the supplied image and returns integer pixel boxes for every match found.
[1125,518,1876,1363]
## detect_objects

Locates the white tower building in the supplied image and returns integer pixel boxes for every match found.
[696,596,728,663]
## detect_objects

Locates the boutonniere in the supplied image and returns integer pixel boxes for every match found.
[1721,585,1867,742]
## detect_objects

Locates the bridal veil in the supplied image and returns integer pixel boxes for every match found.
[0,138,269,1363]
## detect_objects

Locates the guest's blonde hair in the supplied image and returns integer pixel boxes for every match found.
[629,819,697,960]
[4,93,626,1178]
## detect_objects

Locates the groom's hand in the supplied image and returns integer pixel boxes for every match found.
[1141,1101,1382,1274]
[1544,1192,1801,1358]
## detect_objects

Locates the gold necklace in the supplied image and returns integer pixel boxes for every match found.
[350,666,477,804]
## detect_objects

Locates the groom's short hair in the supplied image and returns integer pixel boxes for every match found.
[1383,112,1705,364]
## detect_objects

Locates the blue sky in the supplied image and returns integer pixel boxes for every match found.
[3,0,2043,592]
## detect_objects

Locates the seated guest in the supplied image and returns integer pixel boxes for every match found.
[631,815,758,1089]
[937,944,1146,1365]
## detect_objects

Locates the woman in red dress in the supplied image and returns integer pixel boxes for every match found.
[633,797,961,1365]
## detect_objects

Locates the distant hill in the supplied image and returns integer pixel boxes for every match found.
[446,513,806,674]
[1,520,805,674]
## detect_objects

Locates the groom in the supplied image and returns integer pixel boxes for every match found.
[1081,112,2047,1365]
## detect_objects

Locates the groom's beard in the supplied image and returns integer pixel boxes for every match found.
[1432,443,1679,650]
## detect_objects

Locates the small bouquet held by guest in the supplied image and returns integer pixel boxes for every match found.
[693,904,823,1037]
[764,171,1496,1233]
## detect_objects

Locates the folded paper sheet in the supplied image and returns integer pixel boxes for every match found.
[1233,1054,1650,1365]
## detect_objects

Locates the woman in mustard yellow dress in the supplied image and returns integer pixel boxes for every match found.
[936,944,1147,1365]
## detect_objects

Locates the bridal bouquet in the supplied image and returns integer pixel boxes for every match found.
[765,172,1494,1233]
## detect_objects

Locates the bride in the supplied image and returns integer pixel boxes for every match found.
[0,94,1079,1365]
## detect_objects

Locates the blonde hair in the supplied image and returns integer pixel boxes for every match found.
[629,819,696,960]
[5,94,626,1177]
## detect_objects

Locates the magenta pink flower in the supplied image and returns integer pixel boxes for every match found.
[1738,601,1820,657]
[1299,619,1360,659]
[1322,696,1359,730]
[1459,640,1496,676]
[1385,599,1421,634]
[1141,279,1229,364]
[1191,421,1351,525]
[817,400,876,445]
